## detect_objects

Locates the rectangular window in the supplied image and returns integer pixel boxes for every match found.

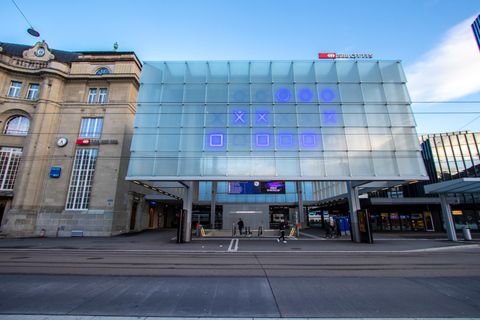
[0,147,22,190]
[66,149,98,210]
[80,118,103,138]
[98,89,107,103]
[87,89,97,104]
[26,84,39,100]
[7,82,22,98]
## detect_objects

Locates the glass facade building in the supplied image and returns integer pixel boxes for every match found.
[128,60,426,182]
[472,14,480,52]
[419,131,480,230]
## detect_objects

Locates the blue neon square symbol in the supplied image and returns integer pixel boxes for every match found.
[279,134,293,147]
[302,134,316,147]
[210,134,224,147]
[256,134,270,147]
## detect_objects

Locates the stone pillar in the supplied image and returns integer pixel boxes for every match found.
[183,181,193,242]
[296,181,305,225]
[347,181,361,243]
[210,181,217,226]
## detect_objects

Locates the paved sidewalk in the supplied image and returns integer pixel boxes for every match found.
[0,228,478,253]
[0,317,479,320]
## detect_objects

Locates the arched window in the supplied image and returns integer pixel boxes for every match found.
[4,116,30,136]
[95,68,110,75]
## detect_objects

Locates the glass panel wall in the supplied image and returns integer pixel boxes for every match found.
[129,60,426,181]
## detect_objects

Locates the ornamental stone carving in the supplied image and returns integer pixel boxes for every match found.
[22,41,54,61]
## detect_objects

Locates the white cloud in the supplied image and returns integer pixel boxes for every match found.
[405,14,480,102]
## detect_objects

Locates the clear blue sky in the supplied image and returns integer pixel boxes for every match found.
[2,0,480,136]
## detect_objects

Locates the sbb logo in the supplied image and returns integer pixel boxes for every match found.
[76,139,90,145]
[318,53,336,59]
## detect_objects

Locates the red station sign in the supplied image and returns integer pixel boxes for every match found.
[76,139,90,145]
[318,53,336,59]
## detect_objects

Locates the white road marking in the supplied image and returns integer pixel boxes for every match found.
[228,238,239,251]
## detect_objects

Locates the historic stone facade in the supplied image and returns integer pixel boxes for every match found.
[0,41,149,237]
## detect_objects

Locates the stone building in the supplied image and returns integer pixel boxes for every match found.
[0,40,154,237]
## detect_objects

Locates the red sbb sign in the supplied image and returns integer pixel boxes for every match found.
[318,53,336,59]
[76,139,90,145]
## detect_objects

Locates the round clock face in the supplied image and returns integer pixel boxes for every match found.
[36,48,45,57]
[56,137,68,147]
[254,181,260,187]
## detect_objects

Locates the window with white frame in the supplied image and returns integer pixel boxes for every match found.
[87,89,97,103]
[98,88,107,103]
[26,84,39,100]
[4,116,30,136]
[79,118,103,138]
[7,82,22,98]
[0,147,22,191]
[87,88,108,103]
[66,149,98,210]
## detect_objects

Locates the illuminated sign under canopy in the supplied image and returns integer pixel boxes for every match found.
[228,181,286,194]
[127,60,427,181]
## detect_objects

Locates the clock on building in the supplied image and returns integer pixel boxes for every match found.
[56,137,68,147]
[35,47,45,57]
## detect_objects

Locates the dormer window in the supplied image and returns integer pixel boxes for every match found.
[96,68,110,75]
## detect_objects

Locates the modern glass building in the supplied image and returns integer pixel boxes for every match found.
[420,131,480,230]
[127,60,428,240]
[312,131,480,235]
[472,14,480,51]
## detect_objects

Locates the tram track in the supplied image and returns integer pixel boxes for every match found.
[0,249,479,277]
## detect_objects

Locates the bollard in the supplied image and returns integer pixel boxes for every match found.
[462,225,472,241]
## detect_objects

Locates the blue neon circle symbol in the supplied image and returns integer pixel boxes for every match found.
[321,89,334,102]
[255,90,267,102]
[233,90,246,102]
[277,89,290,102]
[298,89,313,102]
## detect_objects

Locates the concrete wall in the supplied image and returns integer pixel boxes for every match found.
[222,204,269,231]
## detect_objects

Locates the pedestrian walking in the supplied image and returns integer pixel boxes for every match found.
[277,219,287,243]
[238,218,244,236]
[325,220,333,238]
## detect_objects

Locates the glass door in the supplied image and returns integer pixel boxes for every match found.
[400,214,411,231]
[411,213,425,231]
[390,212,401,230]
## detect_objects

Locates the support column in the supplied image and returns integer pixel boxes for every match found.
[296,181,305,225]
[439,193,457,241]
[183,181,194,242]
[347,181,361,243]
[210,181,217,226]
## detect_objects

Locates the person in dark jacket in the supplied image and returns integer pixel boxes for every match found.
[277,219,287,243]
[238,218,244,236]
[335,218,342,238]
[325,220,333,238]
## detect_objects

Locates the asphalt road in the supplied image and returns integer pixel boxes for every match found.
[0,229,479,319]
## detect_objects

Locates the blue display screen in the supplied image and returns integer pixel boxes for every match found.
[228,181,285,194]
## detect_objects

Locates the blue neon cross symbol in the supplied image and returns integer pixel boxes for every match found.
[212,113,223,123]
[234,111,246,123]
[280,113,290,123]
[323,111,336,123]
[257,112,268,123]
